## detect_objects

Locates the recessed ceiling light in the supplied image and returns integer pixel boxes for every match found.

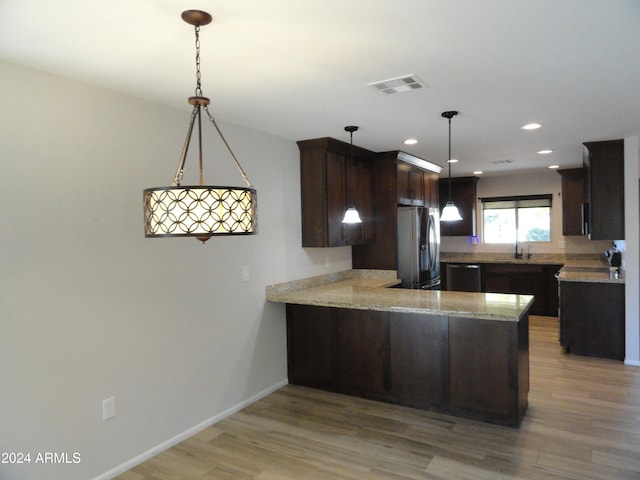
[537,149,553,154]
[521,123,542,130]
[548,165,559,169]
[403,138,418,145]
[473,171,483,175]
[447,159,458,163]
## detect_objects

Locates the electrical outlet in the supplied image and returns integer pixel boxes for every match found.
[102,396,116,421]
[241,266,250,282]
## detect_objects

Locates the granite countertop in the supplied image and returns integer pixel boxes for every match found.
[440,252,590,266]
[556,266,625,284]
[266,270,533,322]
[440,252,624,284]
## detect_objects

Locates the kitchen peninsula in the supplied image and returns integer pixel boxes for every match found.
[267,270,533,427]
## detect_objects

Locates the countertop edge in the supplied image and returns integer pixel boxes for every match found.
[266,271,533,322]
[278,297,533,322]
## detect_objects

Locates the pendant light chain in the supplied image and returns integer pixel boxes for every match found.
[194,25,203,98]
[191,22,253,188]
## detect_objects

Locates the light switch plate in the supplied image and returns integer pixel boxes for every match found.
[102,396,115,421]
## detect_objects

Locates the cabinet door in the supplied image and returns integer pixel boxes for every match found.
[325,151,348,246]
[558,168,586,236]
[337,309,390,398]
[409,170,424,205]
[299,146,347,247]
[346,155,375,245]
[286,304,338,389]
[449,315,528,426]
[583,140,624,240]
[438,177,478,236]
[481,264,512,294]
[482,264,561,316]
[423,171,439,208]
[352,158,398,270]
[389,313,448,408]
[397,162,424,206]
[396,162,412,205]
[560,282,624,360]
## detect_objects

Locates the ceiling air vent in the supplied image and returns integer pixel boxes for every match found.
[367,74,428,95]
[491,159,514,165]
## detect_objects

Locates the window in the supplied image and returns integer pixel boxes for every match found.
[481,194,552,243]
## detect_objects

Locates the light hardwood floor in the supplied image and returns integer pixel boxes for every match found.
[115,316,640,480]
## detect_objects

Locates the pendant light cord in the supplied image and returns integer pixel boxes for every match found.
[441,110,458,203]
[448,116,452,202]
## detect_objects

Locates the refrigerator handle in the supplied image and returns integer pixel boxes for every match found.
[425,213,436,271]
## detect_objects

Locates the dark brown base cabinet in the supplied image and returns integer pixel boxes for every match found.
[441,263,562,317]
[286,304,529,427]
[559,282,625,360]
[482,264,562,317]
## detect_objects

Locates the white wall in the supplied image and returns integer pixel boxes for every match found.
[0,61,351,480]
[623,136,640,365]
[440,170,612,255]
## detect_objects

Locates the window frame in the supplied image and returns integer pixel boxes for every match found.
[480,194,552,244]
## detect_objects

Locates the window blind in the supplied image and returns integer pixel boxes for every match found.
[480,194,552,210]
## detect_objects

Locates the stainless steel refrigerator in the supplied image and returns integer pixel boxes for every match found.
[397,206,441,289]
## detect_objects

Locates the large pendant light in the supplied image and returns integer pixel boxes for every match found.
[440,110,463,222]
[143,10,257,244]
[341,125,363,224]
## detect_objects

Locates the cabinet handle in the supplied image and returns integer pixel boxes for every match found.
[581,202,589,236]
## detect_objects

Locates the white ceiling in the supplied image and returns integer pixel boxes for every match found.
[2,0,639,176]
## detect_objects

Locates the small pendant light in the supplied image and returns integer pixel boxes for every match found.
[341,126,363,224]
[440,111,463,222]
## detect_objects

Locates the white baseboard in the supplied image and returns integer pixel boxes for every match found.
[624,359,640,367]
[93,379,288,480]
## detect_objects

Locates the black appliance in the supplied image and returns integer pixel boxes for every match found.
[397,206,440,289]
[446,263,481,292]
[605,246,622,271]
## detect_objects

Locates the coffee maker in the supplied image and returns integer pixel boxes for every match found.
[605,244,622,276]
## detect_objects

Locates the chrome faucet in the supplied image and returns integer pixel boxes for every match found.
[514,241,523,259]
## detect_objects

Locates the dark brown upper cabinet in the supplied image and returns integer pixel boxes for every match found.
[298,137,375,247]
[438,176,479,237]
[397,162,425,206]
[583,139,624,240]
[352,151,442,270]
[557,168,586,236]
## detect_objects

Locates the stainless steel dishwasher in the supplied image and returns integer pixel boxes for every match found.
[446,263,481,292]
